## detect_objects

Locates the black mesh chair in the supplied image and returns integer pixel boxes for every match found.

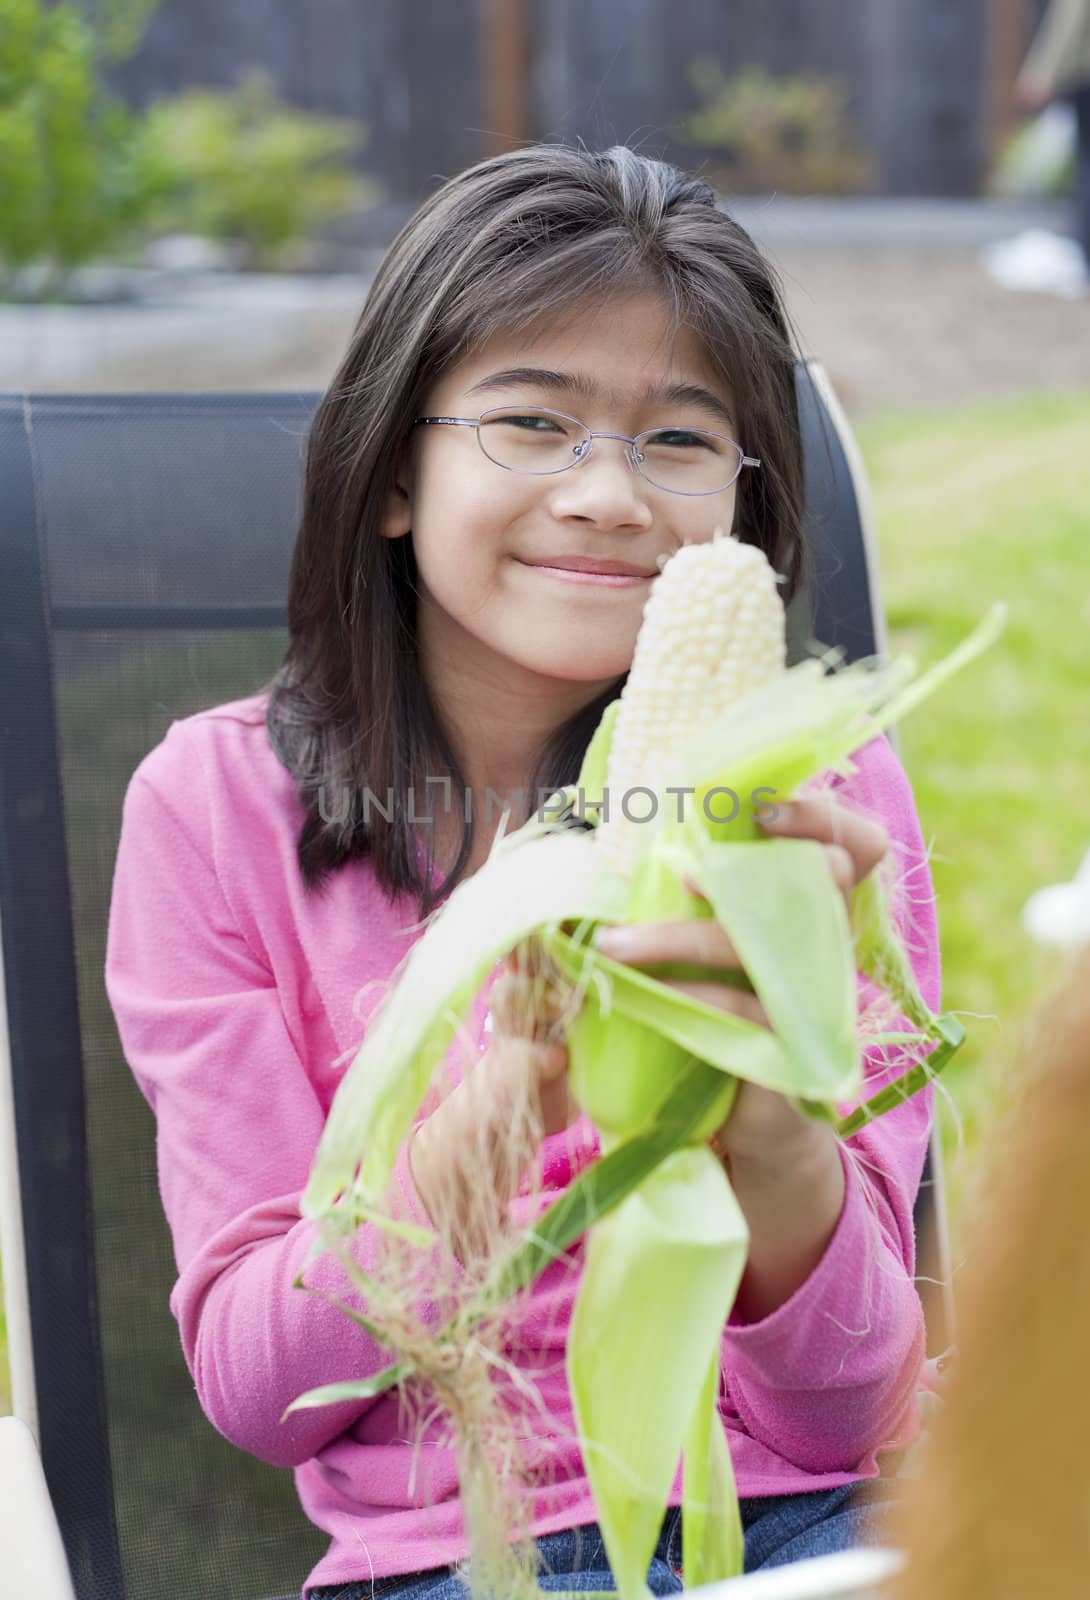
[0,369,953,1600]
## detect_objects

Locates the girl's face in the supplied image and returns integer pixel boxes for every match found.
[383,289,741,696]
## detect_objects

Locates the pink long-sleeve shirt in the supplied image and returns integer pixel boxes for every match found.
[105,692,940,1598]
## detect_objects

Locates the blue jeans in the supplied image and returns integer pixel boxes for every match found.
[309,1481,900,1597]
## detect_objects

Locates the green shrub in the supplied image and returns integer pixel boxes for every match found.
[0,0,165,292]
[0,2,374,296]
[680,60,873,197]
[143,68,372,270]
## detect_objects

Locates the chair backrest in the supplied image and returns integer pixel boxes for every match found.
[0,369,950,1600]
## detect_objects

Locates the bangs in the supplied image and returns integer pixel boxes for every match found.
[430,226,790,445]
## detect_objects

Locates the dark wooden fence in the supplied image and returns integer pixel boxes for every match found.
[107,0,991,210]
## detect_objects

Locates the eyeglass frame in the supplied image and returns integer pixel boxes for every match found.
[413,404,761,497]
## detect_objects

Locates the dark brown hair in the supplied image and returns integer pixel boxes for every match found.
[265,142,809,917]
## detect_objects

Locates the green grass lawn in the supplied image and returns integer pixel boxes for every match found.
[0,387,1087,1412]
[856,388,1090,1241]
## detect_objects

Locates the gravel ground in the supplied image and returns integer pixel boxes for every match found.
[770,242,1090,418]
[3,227,1089,420]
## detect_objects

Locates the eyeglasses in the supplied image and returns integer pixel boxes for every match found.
[413,405,761,497]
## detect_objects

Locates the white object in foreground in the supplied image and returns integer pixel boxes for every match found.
[1021,844,1090,949]
[0,1416,77,1599]
[688,1545,904,1599]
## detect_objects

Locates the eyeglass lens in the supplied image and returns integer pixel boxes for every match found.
[477,407,743,493]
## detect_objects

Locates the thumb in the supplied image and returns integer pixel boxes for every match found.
[532,1038,569,1082]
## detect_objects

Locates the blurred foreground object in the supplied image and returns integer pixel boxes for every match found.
[1021,845,1090,947]
[885,938,1090,1597]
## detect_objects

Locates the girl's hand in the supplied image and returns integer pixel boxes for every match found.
[593,794,889,1168]
[490,941,580,1138]
[409,940,579,1261]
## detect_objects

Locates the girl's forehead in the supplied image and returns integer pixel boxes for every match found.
[442,296,731,411]
[474,291,704,365]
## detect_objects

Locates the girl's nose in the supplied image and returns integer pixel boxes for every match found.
[545,440,654,528]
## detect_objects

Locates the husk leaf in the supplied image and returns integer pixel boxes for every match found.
[568,1146,748,1599]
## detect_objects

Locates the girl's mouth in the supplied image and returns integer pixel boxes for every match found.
[516,561,653,589]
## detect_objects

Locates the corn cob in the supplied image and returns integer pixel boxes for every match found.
[595,530,787,877]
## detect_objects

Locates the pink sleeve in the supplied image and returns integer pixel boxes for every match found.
[105,725,446,1470]
[721,733,940,1473]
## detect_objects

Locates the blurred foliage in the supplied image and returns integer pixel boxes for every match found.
[141,68,371,271]
[0,2,372,297]
[0,0,165,293]
[93,0,159,61]
[681,60,873,197]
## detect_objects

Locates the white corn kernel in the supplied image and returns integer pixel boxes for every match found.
[597,531,787,875]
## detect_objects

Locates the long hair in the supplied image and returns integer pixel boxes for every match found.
[264,142,808,917]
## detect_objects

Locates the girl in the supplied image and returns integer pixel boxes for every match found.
[105,144,940,1598]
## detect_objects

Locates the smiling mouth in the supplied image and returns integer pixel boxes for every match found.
[517,561,654,588]
[517,554,660,578]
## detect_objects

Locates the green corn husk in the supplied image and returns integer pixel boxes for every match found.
[287,1054,740,1415]
[296,602,1005,1597]
[567,1147,748,1599]
[682,1350,744,1588]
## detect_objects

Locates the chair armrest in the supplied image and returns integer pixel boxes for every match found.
[0,1416,77,1599]
[688,1546,904,1598]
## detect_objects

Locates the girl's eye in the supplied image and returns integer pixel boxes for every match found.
[643,428,713,450]
[497,412,565,432]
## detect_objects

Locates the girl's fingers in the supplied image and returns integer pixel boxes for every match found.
[661,979,771,1031]
[824,842,855,897]
[759,796,889,889]
[492,953,573,1044]
[532,1040,570,1081]
[594,916,742,969]
[558,800,888,1033]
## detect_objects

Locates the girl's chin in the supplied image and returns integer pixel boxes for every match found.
[519,657,630,686]
[492,616,639,683]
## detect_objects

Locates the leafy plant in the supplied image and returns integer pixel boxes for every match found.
[0,0,164,293]
[142,68,372,270]
[680,60,874,197]
[0,4,374,296]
